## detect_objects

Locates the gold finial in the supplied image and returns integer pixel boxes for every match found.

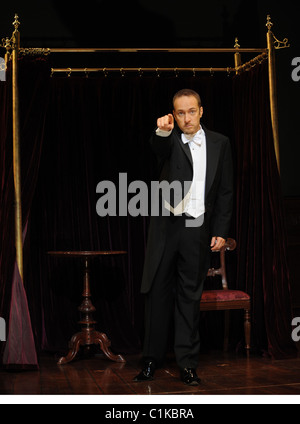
[266,15,273,31]
[234,38,240,49]
[13,14,20,31]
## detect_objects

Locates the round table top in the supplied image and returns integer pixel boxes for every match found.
[48,250,127,257]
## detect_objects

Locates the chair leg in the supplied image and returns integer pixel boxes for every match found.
[244,309,251,355]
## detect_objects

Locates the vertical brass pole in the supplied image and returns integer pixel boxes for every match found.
[3,38,11,70]
[234,38,242,74]
[11,15,24,280]
[266,15,280,173]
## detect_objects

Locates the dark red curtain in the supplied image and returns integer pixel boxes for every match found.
[0,57,297,368]
[0,62,14,351]
[0,58,49,368]
[232,61,297,359]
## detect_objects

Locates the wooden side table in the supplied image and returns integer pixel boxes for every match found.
[48,251,127,365]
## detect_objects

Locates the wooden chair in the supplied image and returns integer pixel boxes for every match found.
[200,238,251,354]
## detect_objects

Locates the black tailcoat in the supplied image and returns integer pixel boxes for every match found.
[141,125,234,295]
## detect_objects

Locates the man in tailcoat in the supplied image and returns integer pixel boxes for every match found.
[134,89,233,385]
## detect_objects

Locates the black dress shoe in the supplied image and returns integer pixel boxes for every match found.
[133,361,156,382]
[180,368,201,386]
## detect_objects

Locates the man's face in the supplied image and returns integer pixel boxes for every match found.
[173,95,203,135]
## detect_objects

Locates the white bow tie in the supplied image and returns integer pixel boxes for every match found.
[181,129,203,146]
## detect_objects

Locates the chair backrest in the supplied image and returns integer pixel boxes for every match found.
[206,238,237,290]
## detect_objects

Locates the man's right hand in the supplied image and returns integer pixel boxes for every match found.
[157,114,174,132]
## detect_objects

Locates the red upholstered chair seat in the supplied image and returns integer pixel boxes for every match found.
[201,290,251,302]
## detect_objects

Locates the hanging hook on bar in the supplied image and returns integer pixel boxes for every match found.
[156,67,161,78]
[84,68,89,78]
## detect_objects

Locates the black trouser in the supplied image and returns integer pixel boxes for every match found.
[142,213,210,370]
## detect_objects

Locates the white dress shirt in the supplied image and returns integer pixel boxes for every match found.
[156,127,207,218]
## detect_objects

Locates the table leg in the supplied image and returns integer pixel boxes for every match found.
[58,257,126,365]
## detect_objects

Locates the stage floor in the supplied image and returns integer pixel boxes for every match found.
[1,349,300,397]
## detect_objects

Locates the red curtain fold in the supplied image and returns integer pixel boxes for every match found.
[2,220,38,368]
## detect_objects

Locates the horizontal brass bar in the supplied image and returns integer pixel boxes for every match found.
[51,67,234,74]
[48,47,267,54]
